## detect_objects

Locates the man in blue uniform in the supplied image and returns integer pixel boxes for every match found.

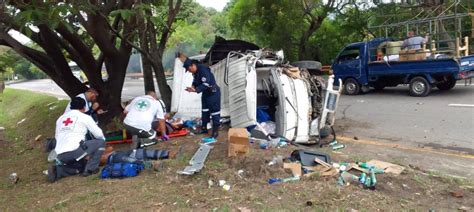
[183,59,220,139]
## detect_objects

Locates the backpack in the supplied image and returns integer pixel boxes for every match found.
[100,155,144,179]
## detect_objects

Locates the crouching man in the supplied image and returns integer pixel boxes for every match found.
[47,97,106,182]
[123,91,168,149]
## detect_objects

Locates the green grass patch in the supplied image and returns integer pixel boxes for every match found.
[0,88,67,141]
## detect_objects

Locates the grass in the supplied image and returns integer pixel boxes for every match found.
[0,88,67,141]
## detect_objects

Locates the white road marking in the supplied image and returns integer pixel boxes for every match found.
[448,104,474,108]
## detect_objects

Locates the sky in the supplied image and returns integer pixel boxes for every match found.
[195,0,230,11]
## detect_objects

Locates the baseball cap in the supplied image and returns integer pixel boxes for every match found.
[183,59,192,72]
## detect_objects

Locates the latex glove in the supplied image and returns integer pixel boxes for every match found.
[161,134,170,141]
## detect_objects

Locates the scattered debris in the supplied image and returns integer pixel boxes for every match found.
[290,149,331,166]
[458,206,471,211]
[237,207,251,212]
[332,143,345,151]
[402,184,411,190]
[228,128,250,157]
[366,160,405,175]
[49,106,57,111]
[306,201,313,206]
[0,126,4,131]
[268,155,284,166]
[416,102,424,105]
[208,179,214,188]
[9,173,19,184]
[16,118,26,126]
[177,144,213,175]
[353,136,359,140]
[222,184,231,191]
[283,162,302,177]
[450,190,464,198]
[268,176,300,185]
[35,135,42,141]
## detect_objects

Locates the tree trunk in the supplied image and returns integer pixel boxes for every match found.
[142,55,155,93]
[150,57,172,111]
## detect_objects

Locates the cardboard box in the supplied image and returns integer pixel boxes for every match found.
[228,128,250,157]
[399,50,427,61]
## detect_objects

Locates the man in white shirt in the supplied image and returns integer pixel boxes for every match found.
[123,91,168,149]
[47,97,106,182]
[402,31,429,51]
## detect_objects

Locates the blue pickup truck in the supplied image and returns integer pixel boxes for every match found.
[332,38,474,97]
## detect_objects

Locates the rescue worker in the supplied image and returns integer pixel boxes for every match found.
[47,97,106,182]
[183,59,221,139]
[123,91,169,149]
[64,88,106,122]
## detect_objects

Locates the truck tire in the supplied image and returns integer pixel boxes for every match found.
[436,79,456,91]
[344,78,360,95]
[409,76,431,97]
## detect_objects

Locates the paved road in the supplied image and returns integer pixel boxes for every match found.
[8,79,474,154]
[7,78,167,100]
[335,84,474,154]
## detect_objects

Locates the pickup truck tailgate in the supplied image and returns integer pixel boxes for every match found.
[459,55,474,79]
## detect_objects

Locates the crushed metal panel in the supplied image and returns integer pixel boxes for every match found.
[228,56,258,128]
[171,58,202,118]
[279,73,297,141]
[177,144,213,175]
[292,78,311,143]
[210,57,235,117]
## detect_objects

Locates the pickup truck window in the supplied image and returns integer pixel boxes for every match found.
[337,47,360,63]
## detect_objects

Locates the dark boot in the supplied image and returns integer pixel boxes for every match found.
[211,125,219,138]
[199,126,209,134]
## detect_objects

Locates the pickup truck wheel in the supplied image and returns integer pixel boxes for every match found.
[436,79,456,91]
[409,76,431,97]
[344,78,360,95]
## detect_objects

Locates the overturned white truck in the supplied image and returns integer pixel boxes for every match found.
[171,39,342,144]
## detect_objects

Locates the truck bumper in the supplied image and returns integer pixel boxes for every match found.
[457,70,474,80]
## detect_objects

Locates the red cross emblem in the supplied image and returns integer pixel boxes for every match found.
[63,117,73,126]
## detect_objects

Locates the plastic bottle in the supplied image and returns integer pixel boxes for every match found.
[359,173,367,184]
[332,144,345,150]
[370,168,377,186]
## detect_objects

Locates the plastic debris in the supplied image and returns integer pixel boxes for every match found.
[268,176,300,185]
[222,184,231,191]
[201,137,217,144]
[219,180,226,187]
[332,144,345,150]
[268,155,284,166]
[208,179,214,188]
[9,173,19,184]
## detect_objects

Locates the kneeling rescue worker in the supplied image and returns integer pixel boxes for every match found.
[48,97,106,182]
[183,59,221,140]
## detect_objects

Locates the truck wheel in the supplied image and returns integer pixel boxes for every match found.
[409,76,431,97]
[344,78,360,95]
[436,78,456,91]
